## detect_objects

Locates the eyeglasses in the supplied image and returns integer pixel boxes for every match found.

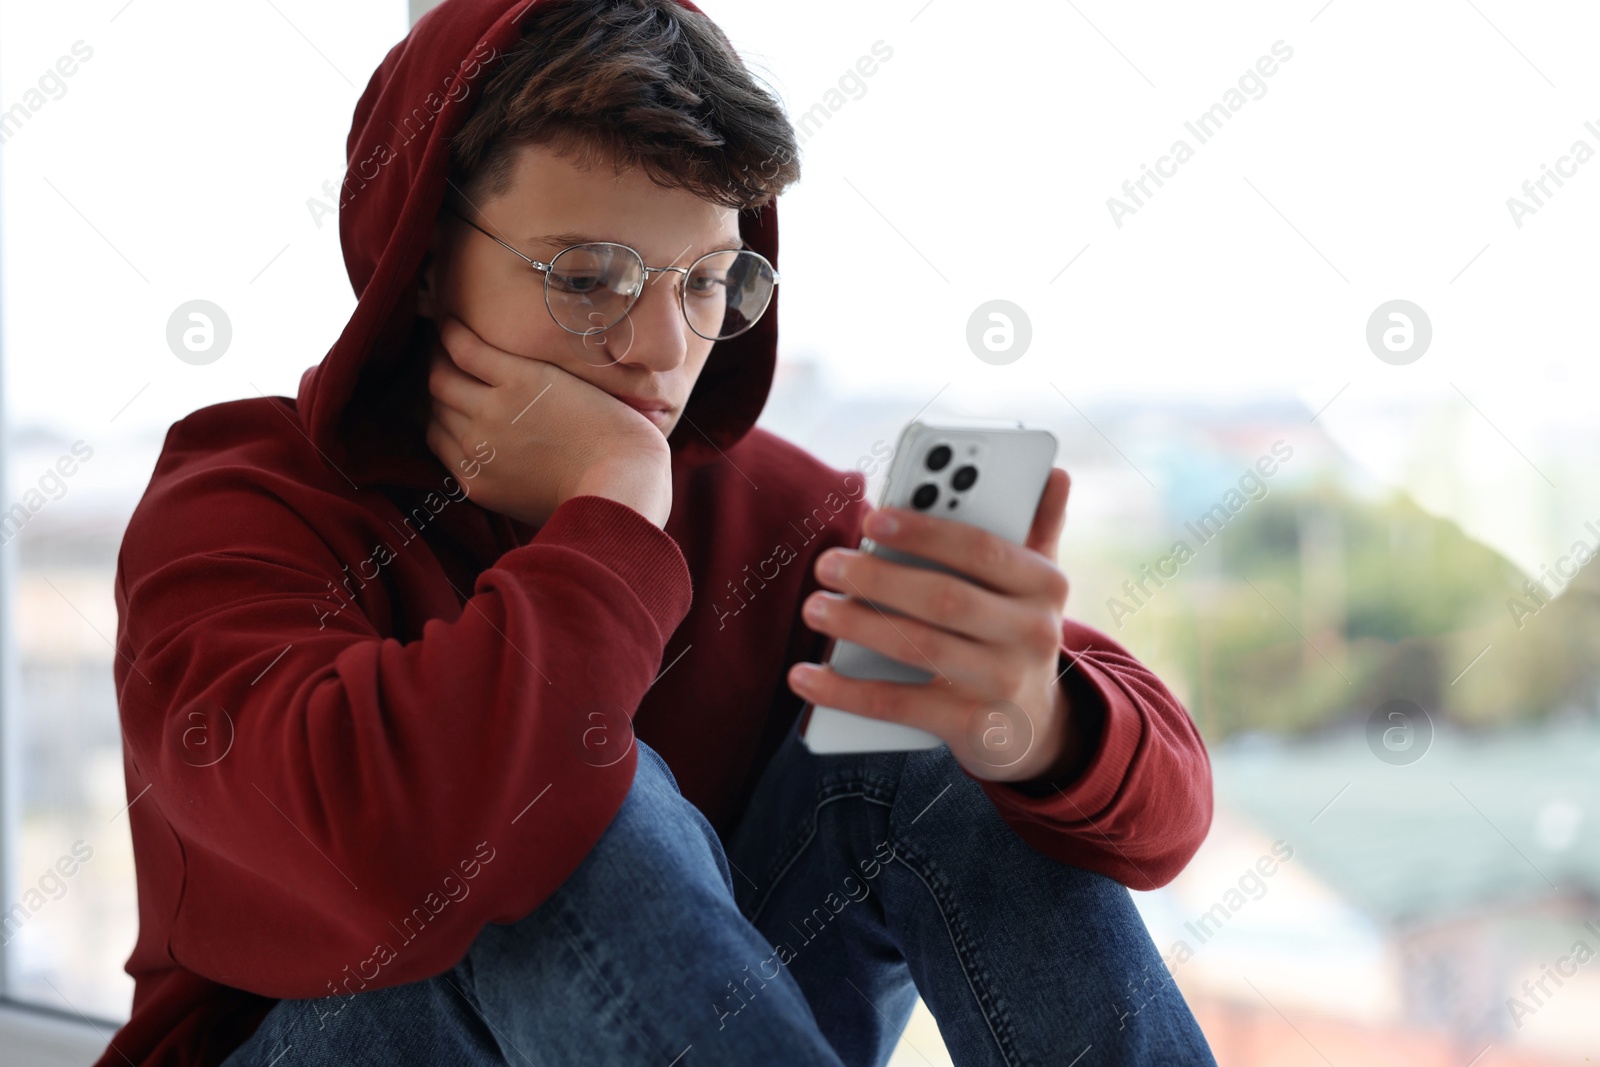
[447,208,779,342]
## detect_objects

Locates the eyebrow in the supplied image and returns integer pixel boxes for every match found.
[528,231,747,256]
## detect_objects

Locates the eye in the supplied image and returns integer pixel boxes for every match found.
[547,245,641,298]
[548,269,606,295]
[685,270,730,298]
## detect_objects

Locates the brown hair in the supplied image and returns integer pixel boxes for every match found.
[445,0,801,217]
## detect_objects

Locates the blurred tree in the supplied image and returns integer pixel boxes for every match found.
[1117,480,1600,739]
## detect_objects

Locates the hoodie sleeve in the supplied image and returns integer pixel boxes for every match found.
[973,619,1214,891]
[787,495,1211,892]
[114,473,692,999]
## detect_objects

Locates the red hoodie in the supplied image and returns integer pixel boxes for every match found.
[93,1,1212,1063]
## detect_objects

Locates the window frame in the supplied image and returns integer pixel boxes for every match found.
[0,4,439,1059]
[0,97,118,1067]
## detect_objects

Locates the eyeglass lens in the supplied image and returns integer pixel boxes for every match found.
[544,243,775,341]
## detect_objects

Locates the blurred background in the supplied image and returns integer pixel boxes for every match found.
[3,0,1598,1064]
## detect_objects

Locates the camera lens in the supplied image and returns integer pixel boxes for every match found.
[951,465,978,491]
[925,445,952,471]
[911,483,939,510]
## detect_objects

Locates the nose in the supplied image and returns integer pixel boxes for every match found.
[611,269,692,371]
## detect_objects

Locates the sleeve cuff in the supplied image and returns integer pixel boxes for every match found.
[977,647,1144,824]
[523,493,694,644]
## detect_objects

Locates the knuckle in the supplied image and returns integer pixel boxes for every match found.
[442,322,473,359]
[931,579,967,621]
[975,531,1007,573]
[1033,613,1063,655]
[1043,567,1070,605]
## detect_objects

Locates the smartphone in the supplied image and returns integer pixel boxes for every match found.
[799,418,1059,754]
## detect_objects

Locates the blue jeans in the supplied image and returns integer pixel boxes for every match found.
[219,719,1216,1066]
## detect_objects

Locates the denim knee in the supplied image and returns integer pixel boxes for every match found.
[573,739,738,904]
[456,740,840,1065]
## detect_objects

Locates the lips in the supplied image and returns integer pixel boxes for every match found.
[613,394,672,414]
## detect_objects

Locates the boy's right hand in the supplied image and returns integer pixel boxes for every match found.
[424,315,674,528]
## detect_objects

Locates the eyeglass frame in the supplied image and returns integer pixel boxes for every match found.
[445,207,779,342]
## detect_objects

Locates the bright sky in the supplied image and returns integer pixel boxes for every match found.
[3,0,1597,568]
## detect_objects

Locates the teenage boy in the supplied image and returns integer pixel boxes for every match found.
[98,1,1217,1064]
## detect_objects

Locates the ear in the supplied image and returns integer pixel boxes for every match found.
[416,215,450,320]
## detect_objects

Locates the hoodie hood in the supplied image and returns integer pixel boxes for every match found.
[296,0,781,494]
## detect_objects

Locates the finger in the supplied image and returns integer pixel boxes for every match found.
[802,590,1010,692]
[431,400,474,444]
[429,346,491,414]
[789,661,966,739]
[850,505,1069,605]
[437,314,518,389]
[425,414,468,475]
[815,550,1057,653]
[1024,467,1071,560]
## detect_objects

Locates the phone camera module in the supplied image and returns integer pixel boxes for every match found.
[911,483,939,510]
[925,445,952,472]
[951,465,978,491]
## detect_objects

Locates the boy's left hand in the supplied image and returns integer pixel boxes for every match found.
[788,467,1081,785]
